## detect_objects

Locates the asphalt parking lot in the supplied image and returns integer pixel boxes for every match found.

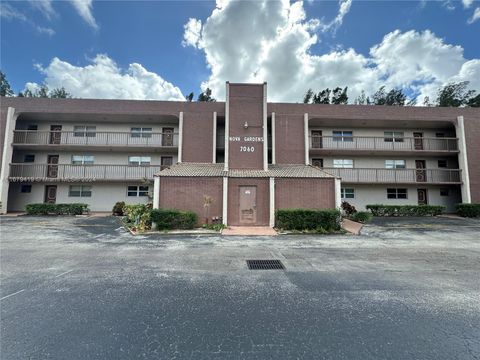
[1,215,479,359]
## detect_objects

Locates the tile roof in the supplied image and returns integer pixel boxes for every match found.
[155,163,336,178]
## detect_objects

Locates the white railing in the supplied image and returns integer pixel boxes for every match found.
[9,164,168,181]
[320,168,462,184]
[13,130,179,147]
[310,136,458,152]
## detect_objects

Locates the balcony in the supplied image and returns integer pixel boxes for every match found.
[309,136,458,156]
[12,130,179,152]
[321,168,462,184]
[9,164,170,182]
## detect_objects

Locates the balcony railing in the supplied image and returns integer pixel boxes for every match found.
[9,164,170,181]
[12,130,179,147]
[321,168,462,184]
[309,136,458,152]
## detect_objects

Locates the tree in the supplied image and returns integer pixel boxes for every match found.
[354,90,371,105]
[373,86,387,105]
[466,94,480,107]
[436,81,476,107]
[50,87,72,98]
[185,92,194,102]
[0,70,14,97]
[312,88,330,104]
[197,88,216,102]
[331,87,348,104]
[303,88,314,103]
[385,88,406,106]
[423,96,432,107]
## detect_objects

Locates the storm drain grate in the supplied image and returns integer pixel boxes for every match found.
[247,260,285,270]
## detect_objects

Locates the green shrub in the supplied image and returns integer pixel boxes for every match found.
[112,201,125,216]
[275,209,341,231]
[456,203,480,217]
[25,203,89,215]
[350,211,373,223]
[123,203,152,232]
[366,204,445,217]
[150,209,198,230]
[202,223,227,231]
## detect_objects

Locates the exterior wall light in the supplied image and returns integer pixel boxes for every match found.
[244,121,249,129]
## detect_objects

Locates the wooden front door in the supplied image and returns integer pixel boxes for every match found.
[311,130,322,149]
[417,189,428,205]
[44,185,57,204]
[47,155,59,178]
[413,132,424,150]
[162,127,174,146]
[415,160,427,182]
[49,125,62,144]
[239,186,257,225]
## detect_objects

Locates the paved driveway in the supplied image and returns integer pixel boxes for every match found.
[1,215,479,359]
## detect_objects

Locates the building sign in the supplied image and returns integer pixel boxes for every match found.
[229,136,263,153]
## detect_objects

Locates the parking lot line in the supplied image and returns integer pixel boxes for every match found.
[55,269,74,278]
[1,289,25,301]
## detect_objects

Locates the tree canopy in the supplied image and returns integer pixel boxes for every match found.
[303,87,348,104]
[436,81,478,107]
[197,88,216,102]
[1,70,14,97]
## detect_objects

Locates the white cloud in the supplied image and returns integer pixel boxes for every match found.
[36,26,55,36]
[0,3,27,21]
[462,0,474,8]
[70,0,98,30]
[29,0,56,20]
[468,7,480,23]
[182,0,479,104]
[28,55,185,101]
[182,18,203,48]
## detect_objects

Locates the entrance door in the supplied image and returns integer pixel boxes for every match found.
[417,189,428,205]
[161,156,173,170]
[49,125,62,144]
[413,132,424,150]
[47,155,59,178]
[162,127,174,146]
[415,160,427,182]
[311,130,322,149]
[44,185,57,204]
[239,186,257,225]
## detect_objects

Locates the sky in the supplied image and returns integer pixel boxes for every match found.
[1,0,479,104]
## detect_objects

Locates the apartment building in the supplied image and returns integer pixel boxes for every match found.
[1,82,479,226]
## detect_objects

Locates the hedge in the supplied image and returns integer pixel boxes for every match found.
[350,211,373,223]
[456,203,480,218]
[123,204,152,232]
[366,204,445,217]
[275,209,341,231]
[25,203,89,215]
[150,209,198,230]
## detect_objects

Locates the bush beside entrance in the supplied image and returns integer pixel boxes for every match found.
[150,209,198,230]
[456,203,480,218]
[275,209,341,232]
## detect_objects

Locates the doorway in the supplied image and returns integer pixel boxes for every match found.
[239,186,257,225]
[47,155,59,178]
[162,127,174,146]
[49,125,62,144]
[415,160,427,182]
[311,130,322,149]
[417,189,428,205]
[413,132,424,150]
[44,185,57,204]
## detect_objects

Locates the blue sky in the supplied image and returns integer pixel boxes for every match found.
[1,0,479,102]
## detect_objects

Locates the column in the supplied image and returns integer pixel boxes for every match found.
[456,116,471,203]
[0,107,17,214]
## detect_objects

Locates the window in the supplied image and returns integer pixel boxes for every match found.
[385,160,406,169]
[438,160,448,168]
[312,158,323,168]
[24,154,35,163]
[440,188,449,196]
[161,156,173,169]
[436,133,445,138]
[333,159,353,168]
[131,127,152,138]
[387,188,408,199]
[332,130,353,142]
[71,155,95,165]
[27,124,38,131]
[73,126,96,137]
[128,156,151,166]
[127,185,149,197]
[384,131,404,142]
[69,185,92,197]
[341,188,355,199]
[20,184,32,193]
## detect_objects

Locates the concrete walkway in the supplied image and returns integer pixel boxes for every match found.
[222,226,278,236]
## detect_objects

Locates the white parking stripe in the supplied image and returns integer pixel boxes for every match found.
[1,289,25,301]
[55,270,74,278]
